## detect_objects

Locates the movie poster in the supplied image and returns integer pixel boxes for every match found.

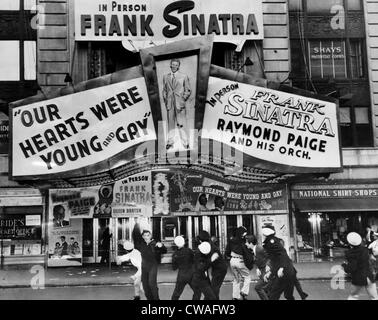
[47,219,83,267]
[113,172,152,217]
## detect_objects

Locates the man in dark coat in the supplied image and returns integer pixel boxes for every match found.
[198,230,228,300]
[139,229,167,300]
[342,232,378,300]
[192,241,217,300]
[100,225,112,264]
[171,236,195,300]
[262,225,296,300]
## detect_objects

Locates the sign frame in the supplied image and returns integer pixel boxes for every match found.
[140,35,213,153]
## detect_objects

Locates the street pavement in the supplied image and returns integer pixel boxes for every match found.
[0,280,370,300]
[0,260,343,288]
[1,260,375,300]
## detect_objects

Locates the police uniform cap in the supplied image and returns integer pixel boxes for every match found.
[123,241,134,251]
[347,232,362,246]
[174,236,185,247]
[198,241,211,255]
[262,225,276,237]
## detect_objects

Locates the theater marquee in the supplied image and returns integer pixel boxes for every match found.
[202,76,341,172]
[11,78,156,178]
[74,0,264,42]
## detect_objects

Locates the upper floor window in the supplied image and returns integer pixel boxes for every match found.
[0,40,36,81]
[307,39,364,79]
[339,106,372,147]
[307,0,343,14]
[0,0,20,10]
[0,0,37,11]
[289,0,362,13]
[0,41,20,81]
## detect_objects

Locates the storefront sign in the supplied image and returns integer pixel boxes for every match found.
[292,186,378,199]
[11,78,156,178]
[202,77,341,171]
[256,214,290,254]
[112,172,152,217]
[48,219,83,267]
[152,171,288,214]
[75,0,263,43]
[310,45,345,60]
[292,184,378,212]
[0,120,9,154]
[0,215,42,240]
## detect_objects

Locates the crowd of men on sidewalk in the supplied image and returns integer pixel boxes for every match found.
[117,225,378,300]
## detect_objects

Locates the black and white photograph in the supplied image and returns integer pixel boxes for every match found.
[1,0,378,316]
[157,56,196,152]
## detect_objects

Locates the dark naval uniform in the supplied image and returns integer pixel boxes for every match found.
[263,235,296,300]
[209,242,228,300]
[171,246,195,300]
[192,249,217,300]
[139,240,167,300]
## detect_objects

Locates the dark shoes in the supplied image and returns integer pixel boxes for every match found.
[240,293,248,300]
[133,296,141,300]
[300,292,309,300]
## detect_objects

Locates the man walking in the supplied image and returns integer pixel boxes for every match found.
[171,236,195,300]
[197,230,228,300]
[225,226,253,300]
[192,241,217,300]
[342,232,378,300]
[139,229,167,300]
[262,225,296,300]
[246,234,271,300]
[162,58,192,150]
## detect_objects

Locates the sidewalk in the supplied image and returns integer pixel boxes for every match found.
[0,261,342,289]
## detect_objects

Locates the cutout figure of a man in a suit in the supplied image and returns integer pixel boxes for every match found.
[162,58,192,150]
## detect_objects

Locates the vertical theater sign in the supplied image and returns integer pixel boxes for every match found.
[9,0,342,265]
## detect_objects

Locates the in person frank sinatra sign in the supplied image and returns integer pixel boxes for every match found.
[75,0,264,42]
[11,78,156,177]
[202,77,341,171]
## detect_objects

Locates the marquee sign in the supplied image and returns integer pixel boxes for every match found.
[11,77,156,178]
[10,36,342,183]
[202,76,342,172]
[74,0,264,43]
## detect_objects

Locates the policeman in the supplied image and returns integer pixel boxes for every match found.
[171,236,195,300]
[192,241,217,300]
[262,225,296,300]
[198,230,228,300]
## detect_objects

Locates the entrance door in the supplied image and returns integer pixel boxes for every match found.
[82,218,115,264]
[97,218,111,263]
[226,215,238,241]
[83,219,94,263]
[115,218,131,256]
[162,217,178,241]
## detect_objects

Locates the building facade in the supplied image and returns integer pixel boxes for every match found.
[0,0,44,266]
[1,0,378,266]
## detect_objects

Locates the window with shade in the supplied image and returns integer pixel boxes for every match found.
[308,39,364,79]
[339,106,372,147]
[0,40,36,81]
